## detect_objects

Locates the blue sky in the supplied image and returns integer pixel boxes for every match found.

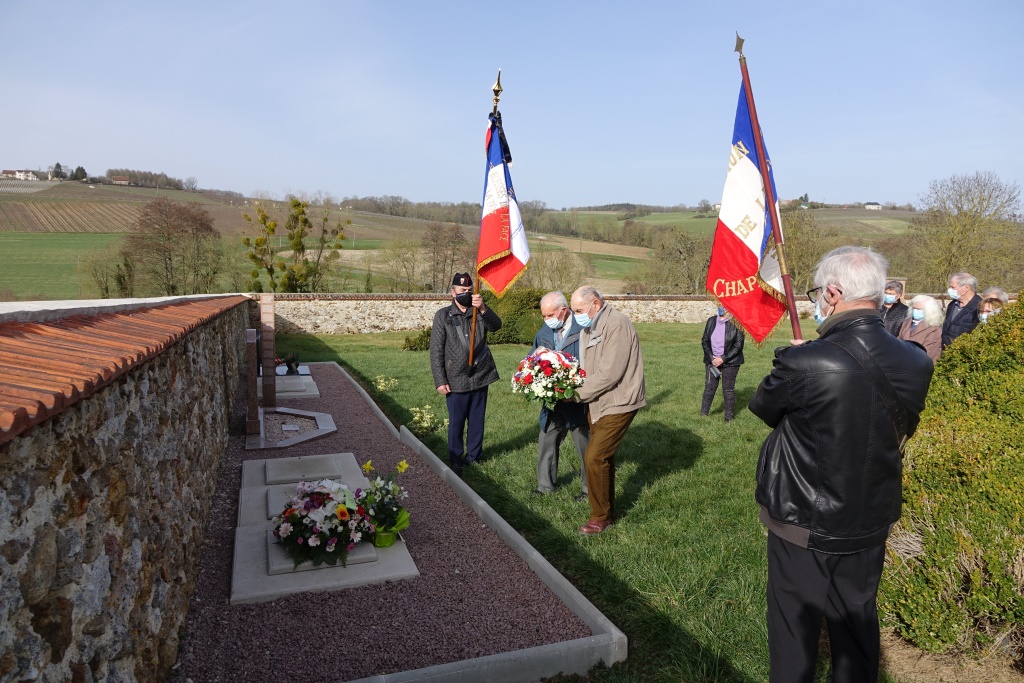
[3,1,1022,208]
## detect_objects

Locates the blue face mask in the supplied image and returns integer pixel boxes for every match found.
[813,299,829,325]
[947,286,960,300]
[574,302,595,328]
[544,313,565,330]
[883,294,896,305]
[979,312,989,324]
[911,308,925,321]
[717,306,726,317]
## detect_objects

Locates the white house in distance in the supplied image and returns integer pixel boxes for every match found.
[865,202,882,210]
[1,170,40,181]
[111,176,130,186]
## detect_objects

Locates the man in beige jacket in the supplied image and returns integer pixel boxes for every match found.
[570,286,646,535]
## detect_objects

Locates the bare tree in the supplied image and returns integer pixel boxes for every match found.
[776,208,842,291]
[124,199,222,295]
[183,176,198,192]
[912,171,1023,291]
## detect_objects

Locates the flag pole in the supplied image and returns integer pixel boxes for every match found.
[469,69,503,368]
[735,34,803,340]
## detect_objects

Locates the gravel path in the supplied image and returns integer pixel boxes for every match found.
[175,363,592,682]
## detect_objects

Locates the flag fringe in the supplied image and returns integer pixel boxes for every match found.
[476,248,512,272]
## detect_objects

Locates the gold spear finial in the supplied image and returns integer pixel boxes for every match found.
[734,32,745,56]
[492,69,503,114]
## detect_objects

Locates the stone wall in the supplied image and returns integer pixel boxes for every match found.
[0,304,248,682]
[270,293,816,334]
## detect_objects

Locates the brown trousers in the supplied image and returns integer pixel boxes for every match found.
[584,410,637,522]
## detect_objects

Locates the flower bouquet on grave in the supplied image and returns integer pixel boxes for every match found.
[357,460,411,548]
[272,479,373,568]
[511,349,586,410]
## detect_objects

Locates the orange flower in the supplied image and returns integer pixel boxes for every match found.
[336,506,350,521]
[283,507,296,518]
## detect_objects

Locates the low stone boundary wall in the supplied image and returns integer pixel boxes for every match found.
[270,294,816,335]
[0,301,247,681]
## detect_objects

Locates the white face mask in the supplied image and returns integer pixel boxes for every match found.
[947,286,960,300]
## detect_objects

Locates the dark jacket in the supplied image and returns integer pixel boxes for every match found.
[531,319,587,431]
[941,293,981,347]
[701,316,745,367]
[880,300,909,337]
[749,310,933,554]
[429,302,502,392]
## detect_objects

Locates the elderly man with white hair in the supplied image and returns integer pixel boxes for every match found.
[749,246,933,682]
[529,291,589,499]
[569,286,645,536]
[942,272,982,347]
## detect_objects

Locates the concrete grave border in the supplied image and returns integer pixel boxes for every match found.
[245,406,337,450]
[317,362,628,683]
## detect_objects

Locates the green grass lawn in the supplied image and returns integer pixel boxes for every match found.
[586,253,641,279]
[0,232,124,299]
[277,319,904,682]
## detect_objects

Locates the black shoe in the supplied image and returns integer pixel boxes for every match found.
[531,488,552,496]
[574,492,588,502]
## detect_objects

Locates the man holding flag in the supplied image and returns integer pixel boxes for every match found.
[429,74,529,476]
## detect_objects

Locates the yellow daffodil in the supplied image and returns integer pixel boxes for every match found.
[361,460,373,473]
[396,460,409,474]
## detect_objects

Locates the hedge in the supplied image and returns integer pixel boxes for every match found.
[880,301,1024,657]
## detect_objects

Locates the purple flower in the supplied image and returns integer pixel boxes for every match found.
[297,536,304,544]
[303,500,312,511]
[329,537,338,545]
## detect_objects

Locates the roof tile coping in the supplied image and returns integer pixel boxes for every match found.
[0,295,250,446]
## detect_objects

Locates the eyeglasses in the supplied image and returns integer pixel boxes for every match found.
[806,285,842,303]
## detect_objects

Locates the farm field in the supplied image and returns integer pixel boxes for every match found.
[0,201,141,233]
[0,233,123,300]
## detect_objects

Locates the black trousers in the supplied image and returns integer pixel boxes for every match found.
[700,364,739,420]
[446,387,488,469]
[766,532,886,683]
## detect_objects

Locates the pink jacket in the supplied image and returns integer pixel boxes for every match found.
[898,319,941,365]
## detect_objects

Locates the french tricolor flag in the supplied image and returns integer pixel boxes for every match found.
[476,112,530,297]
[705,83,787,343]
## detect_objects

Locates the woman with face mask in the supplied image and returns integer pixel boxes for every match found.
[898,294,943,365]
[700,305,746,422]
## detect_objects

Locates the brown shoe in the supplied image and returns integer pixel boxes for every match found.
[578,519,611,535]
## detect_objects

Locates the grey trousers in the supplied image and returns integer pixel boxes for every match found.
[537,416,589,494]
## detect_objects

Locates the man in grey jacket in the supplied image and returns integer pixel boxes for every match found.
[570,286,646,535]
[430,273,502,475]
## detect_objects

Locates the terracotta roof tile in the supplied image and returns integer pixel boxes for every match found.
[0,295,249,445]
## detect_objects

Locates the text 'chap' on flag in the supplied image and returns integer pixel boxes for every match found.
[476,111,529,297]
[705,82,787,343]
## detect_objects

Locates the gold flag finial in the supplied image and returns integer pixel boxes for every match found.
[734,32,745,56]
[492,69,503,114]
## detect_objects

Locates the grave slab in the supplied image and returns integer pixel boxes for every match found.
[265,453,344,484]
[231,527,418,603]
[257,374,319,400]
[231,451,419,604]
[267,530,378,575]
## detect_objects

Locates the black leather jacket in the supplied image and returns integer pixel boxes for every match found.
[749,310,933,554]
[880,300,908,337]
[701,316,745,367]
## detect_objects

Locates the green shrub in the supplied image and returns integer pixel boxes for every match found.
[402,327,431,351]
[879,302,1024,657]
[483,286,545,345]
